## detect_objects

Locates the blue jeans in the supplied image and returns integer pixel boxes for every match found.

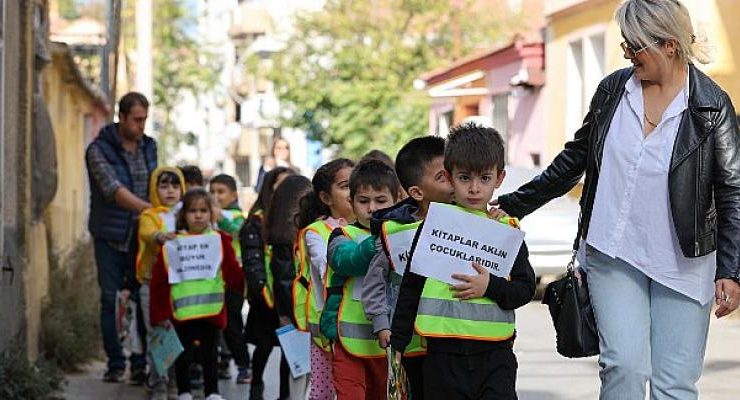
[93,238,146,371]
[583,245,711,400]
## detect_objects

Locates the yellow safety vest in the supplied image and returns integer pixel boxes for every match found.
[414,209,519,341]
[263,245,275,308]
[163,230,225,321]
[380,220,426,356]
[293,220,334,350]
[332,225,387,358]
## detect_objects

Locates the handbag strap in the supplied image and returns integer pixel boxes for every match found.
[567,210,584,273]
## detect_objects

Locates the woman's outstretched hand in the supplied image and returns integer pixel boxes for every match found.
[715,279,740,318]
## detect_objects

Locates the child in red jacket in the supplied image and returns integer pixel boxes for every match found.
[150,188,244,400]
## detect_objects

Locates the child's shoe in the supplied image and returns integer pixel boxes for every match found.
[177,393,193,400]
[204,394,226,400]
[150,381,168,400]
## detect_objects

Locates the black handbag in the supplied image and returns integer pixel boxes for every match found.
[541,221,600,358]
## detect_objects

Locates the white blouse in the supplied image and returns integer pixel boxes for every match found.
[586,73,716,305]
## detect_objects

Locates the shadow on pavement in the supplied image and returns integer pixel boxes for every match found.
[702,360,740,374]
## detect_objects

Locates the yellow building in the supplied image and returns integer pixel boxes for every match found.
[42,42,110,261]
[544,0,740,162]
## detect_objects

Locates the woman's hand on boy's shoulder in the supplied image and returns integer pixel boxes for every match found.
[486,200,508,221]
[450,262,490,300]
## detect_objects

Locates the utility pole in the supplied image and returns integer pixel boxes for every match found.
[101,0,112,102]
[136,0,153,132]
[102,0,122,120]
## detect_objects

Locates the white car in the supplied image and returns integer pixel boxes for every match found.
[496,167,580,281]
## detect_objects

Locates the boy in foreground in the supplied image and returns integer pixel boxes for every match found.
[390,123,536,400]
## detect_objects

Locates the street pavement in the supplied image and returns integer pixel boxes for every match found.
[63,303,740,399]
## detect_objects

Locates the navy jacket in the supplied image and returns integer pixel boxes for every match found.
[86,123,157,243]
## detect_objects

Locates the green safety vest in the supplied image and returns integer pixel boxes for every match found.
[330,225,387,358]
[414,207,518,341]
[293,220,334,350]
[380,220,426,356]
[164,230,226,321]
[219,209,244,264]
[263,244,275,308]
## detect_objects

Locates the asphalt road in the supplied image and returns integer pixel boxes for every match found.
[63,303,740,399]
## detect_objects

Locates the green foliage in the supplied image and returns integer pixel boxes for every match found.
[121,0,220,162]
[151,0,220,162]
[271,0,524,159]
[0,346,64,400]
[59,0,80,20]
[41,241,100,372]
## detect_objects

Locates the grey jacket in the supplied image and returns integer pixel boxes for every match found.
[362,198,422,333]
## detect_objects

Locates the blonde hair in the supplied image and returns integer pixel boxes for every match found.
[616,0,713,64]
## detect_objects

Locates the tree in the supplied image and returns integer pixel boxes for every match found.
[270,0,525,159]
[121,0,219,161]
[59,0,81,19]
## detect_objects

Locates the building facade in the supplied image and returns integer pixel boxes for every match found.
[419,39,546,168]
[544,0,740,162]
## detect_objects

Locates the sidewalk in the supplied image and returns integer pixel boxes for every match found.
[63,346,283,400]
[63,304,740,400]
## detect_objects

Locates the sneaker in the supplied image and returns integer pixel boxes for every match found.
[177,393,193,400]
[130,367,147,385]
[102,368,125,383]
[249,382,264,400]
[236,367,252,384]
[150,381,168,400]
[204,395,226,400]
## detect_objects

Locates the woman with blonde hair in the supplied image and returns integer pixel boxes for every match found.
[496,1,740,398]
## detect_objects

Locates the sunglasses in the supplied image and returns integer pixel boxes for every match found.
[620,40,661,57]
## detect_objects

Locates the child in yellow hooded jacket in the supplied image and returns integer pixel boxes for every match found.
[135,166,185,391]
[136,167,185,283]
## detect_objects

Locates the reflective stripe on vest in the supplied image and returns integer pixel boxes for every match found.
[262,244,274,308]
[380,219,426,356]
[414,210,519,341]
[415,279,515,341]
[165,231,226,321]
[293,221,333,351]
[335,226,386,358]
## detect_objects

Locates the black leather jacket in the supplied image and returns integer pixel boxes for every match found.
[499,65,740,283]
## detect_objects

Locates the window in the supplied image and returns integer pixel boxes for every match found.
[437,110,453,137]
[565,32,605,140]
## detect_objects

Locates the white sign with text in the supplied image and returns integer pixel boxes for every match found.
[164,234,223,284]
[410,203,525,285]
[383,225,419,275]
